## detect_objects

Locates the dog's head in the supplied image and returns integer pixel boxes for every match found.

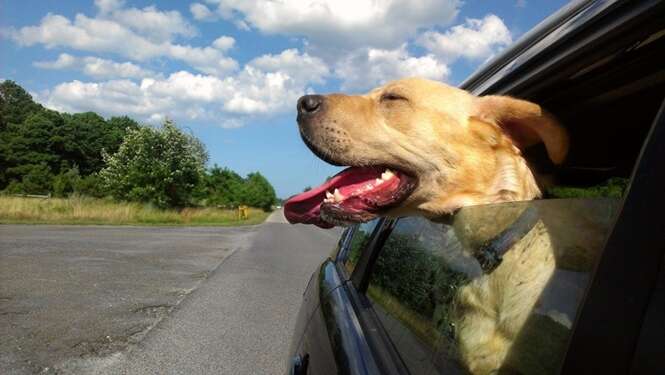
[284,78,568,228]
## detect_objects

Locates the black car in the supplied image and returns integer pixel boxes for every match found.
[287,1,665,374]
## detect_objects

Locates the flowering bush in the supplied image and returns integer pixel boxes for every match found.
[100,119,208,208]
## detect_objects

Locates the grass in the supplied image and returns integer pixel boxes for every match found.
[0,195,270,226]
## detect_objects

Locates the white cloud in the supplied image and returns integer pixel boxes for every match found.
[34,53,78,70]
[34,53,156,79]
[7,6,236,76]
[38,49,329,127]
[335,46,449,91]
[8,1,518,129]
[190,3,217,21]
[212,35,235,51]
[210,0,461,50]
[418,14,512,62]
[103,4,197,42]
[249,48,329,86]
[95,0,124,14]
[166,44,237,75]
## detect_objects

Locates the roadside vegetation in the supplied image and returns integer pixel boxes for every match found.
[0,81,278,225]
[0,195,269,226]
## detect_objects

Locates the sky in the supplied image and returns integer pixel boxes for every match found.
[0,0,568,199]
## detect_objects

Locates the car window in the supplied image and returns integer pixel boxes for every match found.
[339,219,381,276]
[366,198,620,375]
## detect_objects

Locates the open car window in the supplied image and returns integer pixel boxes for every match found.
[365,198,620,375]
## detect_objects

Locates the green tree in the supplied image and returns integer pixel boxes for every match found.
[74,173,107,198]
[53,167,81,197]
[0,81,136,191]
[100,119,208,208]
[202,165,245,207]
[242,172,277,211]
[55,113,138,175]
[2,111,61,185]
[0,80,43,130]
[19,163,54,195]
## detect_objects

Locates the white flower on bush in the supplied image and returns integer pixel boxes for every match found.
[100,119,208,208]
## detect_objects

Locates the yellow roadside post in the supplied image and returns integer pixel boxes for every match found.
[238,205,249,220]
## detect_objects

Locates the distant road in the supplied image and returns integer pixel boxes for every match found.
[0,210,341,374]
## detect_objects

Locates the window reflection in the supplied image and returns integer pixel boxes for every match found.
[367,198,619,375]
[342,220,380,276]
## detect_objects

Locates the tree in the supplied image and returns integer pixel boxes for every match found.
[242,172,277,211]
[100,119,208,208]
[2,112,60,186]
[18,163,53,195]
[74,173,107,198]
[202,165,245,207]
[53,167,81,197]
[0,80,43,130]
[0,81,136,192]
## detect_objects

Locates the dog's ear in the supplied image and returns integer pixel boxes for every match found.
[473,95,569,164]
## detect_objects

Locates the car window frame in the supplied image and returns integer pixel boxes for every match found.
[344,274,412,375]
[334,218,388,282]
[560,95,665,374]
[333,226,355,262]
[323,217,408,375]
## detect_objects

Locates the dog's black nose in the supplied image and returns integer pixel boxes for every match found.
[297,95,323,115]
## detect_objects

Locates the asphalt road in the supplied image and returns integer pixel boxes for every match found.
[0,210,340,374]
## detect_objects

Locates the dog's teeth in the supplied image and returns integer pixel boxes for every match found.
[381,169,394,180]
[334,188,345,202]
[375,178,383,185]
[326,191,334,199]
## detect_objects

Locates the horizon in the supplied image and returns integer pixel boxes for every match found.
[0,0,568,198]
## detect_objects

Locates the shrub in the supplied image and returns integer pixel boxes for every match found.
[18,163,53,195]
[53,167,80,197]
[74,173,107,198]
[100,119,208,208]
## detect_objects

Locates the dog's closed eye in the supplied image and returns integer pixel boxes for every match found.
[380,92,408,102]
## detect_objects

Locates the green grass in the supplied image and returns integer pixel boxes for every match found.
[546,177,628,198]
[0,195,270,226]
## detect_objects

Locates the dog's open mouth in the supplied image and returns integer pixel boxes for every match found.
[284,166,416,228]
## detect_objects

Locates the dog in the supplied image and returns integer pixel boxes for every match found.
[284,77,571,374]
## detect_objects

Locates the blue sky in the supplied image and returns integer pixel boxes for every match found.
[0,0,567,198]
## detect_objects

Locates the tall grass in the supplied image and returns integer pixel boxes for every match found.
[0,195,270,226]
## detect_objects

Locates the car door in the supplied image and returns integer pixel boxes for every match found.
[340,96,665,375]
[289,219,389,375]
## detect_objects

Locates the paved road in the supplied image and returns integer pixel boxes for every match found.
[0,211,340,374]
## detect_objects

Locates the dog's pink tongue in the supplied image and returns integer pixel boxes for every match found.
[284,167,382,228]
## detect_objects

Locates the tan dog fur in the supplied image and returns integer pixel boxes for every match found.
[298,78,570,374]
[298,78,568,218]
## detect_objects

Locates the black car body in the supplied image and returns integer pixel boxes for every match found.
[287,1,665,374]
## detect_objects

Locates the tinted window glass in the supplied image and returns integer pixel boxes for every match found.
[341,220,380,276]
[367,198,619,375]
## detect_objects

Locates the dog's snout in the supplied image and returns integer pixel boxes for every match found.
[297,95,323,115]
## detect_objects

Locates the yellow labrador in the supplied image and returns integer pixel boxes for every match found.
[284,78,569,374]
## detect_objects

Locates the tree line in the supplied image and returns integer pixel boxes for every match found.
[0,80,277,211]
